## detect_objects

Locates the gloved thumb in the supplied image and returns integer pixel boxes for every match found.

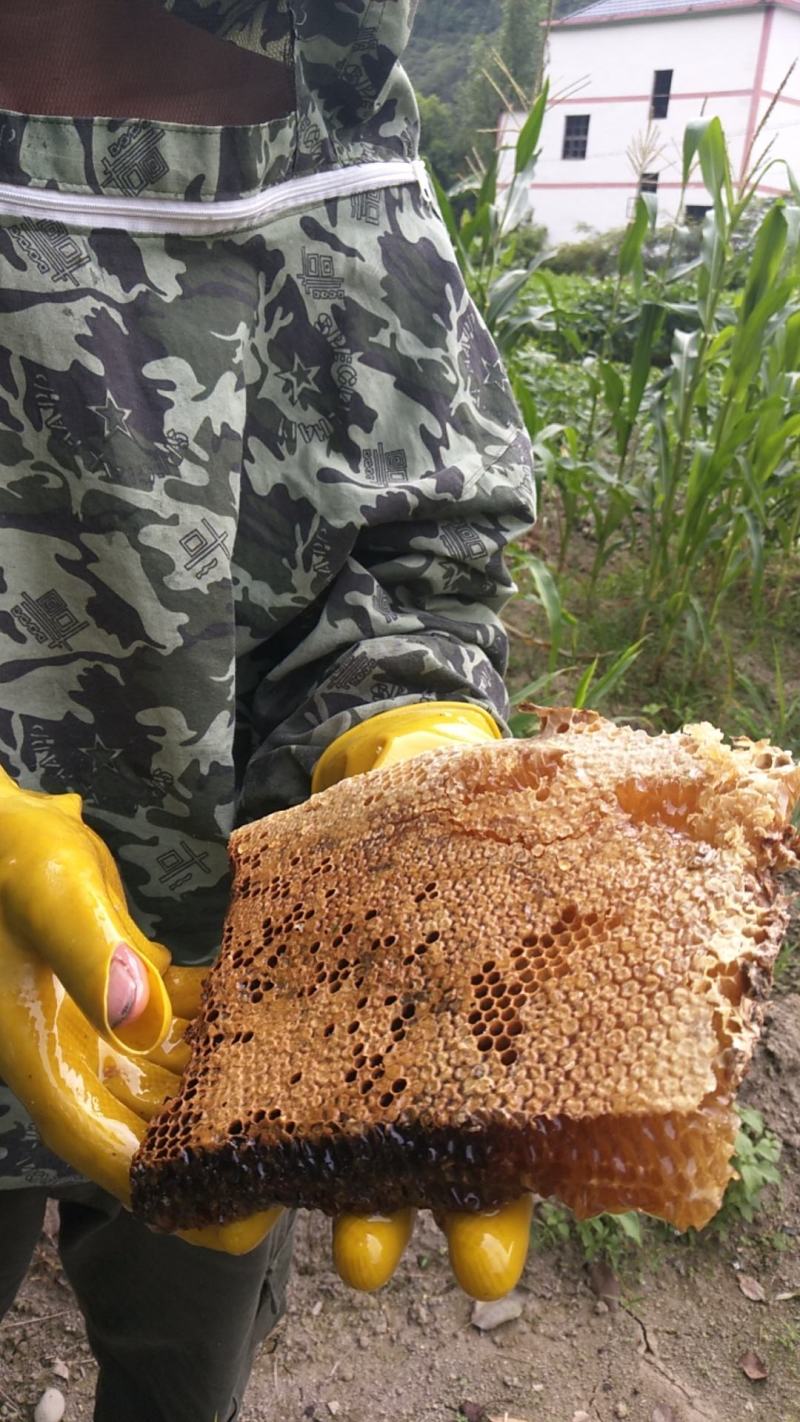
[107,944,151,1028]
[0,828,171,1053]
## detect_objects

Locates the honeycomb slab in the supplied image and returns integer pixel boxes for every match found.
[131,710,800,1233]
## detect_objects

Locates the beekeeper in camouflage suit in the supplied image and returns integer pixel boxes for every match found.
[0,1,536,1418]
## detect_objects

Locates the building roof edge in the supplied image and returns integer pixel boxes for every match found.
[552,0,786,28]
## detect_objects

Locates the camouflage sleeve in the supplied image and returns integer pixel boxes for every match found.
[237,185,536,823]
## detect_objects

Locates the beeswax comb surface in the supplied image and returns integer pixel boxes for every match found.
[131,710,800,1232]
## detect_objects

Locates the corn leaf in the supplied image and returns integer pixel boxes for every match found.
[698,116,732,226]
[619,195,650,291]
[428,167,470,273]
[682,117,708,186]
[573,658,599,709]
[740,203,788,326]
[515,85,549,175]
[522,554,564,670]
[585,640,645,707]
[626,301,661,423]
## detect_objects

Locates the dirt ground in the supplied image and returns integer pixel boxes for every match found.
[3,911,800,1422]
[2,990,798,1422]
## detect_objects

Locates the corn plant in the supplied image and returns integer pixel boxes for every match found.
[539,114,800,658]
[637,120,800,654]
[430,85,550,356]
[435,90,800,707]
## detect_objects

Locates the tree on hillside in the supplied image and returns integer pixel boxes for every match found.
[405,0,502,104]
[461,0,545,162]
[409,0,502,185]
[411,0,502,37]
[498,0,543,97]
[417,92,466,190]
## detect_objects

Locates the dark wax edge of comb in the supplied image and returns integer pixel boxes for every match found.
[130,1114,570,1229]
[129,1107,714,1231]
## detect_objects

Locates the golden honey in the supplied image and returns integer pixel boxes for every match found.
[131,711,799,1238]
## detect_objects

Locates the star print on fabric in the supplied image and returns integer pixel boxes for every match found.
[90,392,134,439]
[279,352,321,406]
[91,733,125,768]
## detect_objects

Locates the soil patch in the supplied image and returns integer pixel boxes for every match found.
[2,981,798,1422]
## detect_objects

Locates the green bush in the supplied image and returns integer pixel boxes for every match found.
[526,270,697,366]
[547,223,703,278]
[547,229,627,278]
[547,200,772,282]
[500,221,548,270]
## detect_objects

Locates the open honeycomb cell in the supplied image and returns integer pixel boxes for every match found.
[131,709,800,1233]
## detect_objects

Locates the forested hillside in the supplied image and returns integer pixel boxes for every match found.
[405,0,586,103]
[405,0,503,104]
[407,0,545,184]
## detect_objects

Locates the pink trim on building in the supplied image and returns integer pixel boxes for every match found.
[521,179,787,193]
[502,0,798,239]
[525,179,710,189]
[740,5,776,179]
[547,88,754,104]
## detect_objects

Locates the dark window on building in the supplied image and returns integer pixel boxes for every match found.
[562,114,590,160]
[640,171,659,193]
[651,69,673,118]
[685,203,712,224]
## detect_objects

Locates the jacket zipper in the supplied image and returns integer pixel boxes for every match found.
[0,159,427,235]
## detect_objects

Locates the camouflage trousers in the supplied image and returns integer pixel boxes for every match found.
[0,1184,296,1422]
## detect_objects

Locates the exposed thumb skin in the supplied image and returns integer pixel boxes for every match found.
[107,945,150,1028]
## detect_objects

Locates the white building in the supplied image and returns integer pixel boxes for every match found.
[499,0,800,245]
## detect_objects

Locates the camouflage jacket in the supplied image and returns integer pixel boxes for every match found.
[0,0,535,1187]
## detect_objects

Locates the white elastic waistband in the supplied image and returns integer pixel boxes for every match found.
[0,159,428,235]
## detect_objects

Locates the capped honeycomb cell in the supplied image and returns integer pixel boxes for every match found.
[130,709,800,1233]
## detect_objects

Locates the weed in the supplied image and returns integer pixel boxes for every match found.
[727,644,800,752]
[775,933,798,984]
[533,1198,573,1250]
[655,1106,784,1249]
[718,1106,783,1228]
[574,1211,644,1269]
[772,1320,800,1354]
[758,1228,795,1254]
[534,1200,644,1271]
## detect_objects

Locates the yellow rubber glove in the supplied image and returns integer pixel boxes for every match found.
[312,703,533,1300]
[311,700,502,791]
[0,766,282,1255]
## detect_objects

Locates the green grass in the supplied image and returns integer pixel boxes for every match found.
[531,1107,784,1269]
[506,542,800,760]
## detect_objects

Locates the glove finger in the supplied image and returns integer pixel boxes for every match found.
[0,948,144,1204]
[3,815,171,1054]
[332,1209,415,1292]
[440,1195,533,1300]
[147,1016,192,1075]
[177,1206,285,1255]
[82,821,171,975]
[107,944,151,1028]
[2,960,277,1238]
[162,965,208,1020]
[98,1044,180,1123]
